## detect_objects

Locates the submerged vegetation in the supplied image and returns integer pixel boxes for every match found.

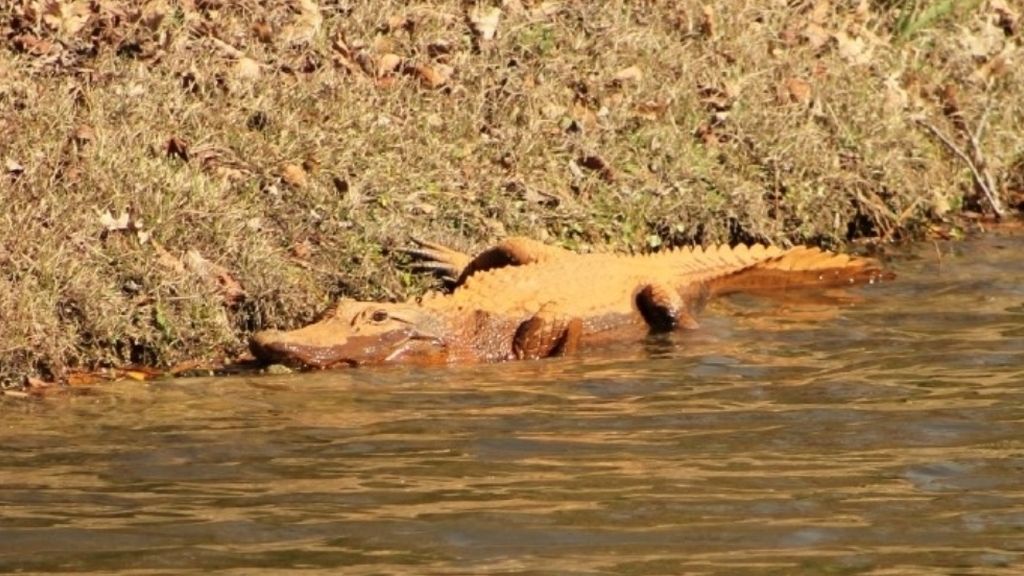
[1,0,1022,387]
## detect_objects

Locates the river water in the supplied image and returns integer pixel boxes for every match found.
[2,231,1023,574]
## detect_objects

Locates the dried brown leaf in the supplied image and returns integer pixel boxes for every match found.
[414,63,452,88]
[166,136,189,161]
[235,57,262,80]
[99,209,136,232]
[5,158,25,176]
[781,77,812,104]
[252,21,274,43]
[152,241,186,274]
[469,6,501,41]
[809,0,830,24]
[530,2,562,19]
[73,123,95,145]
[960,20,1004,59]
[281,0,322,45]
[991,0,1019,34]
[802,23,830,50]
[13,34,54,56]
[634,98,670,120]
[141,0,168,30]
[43,0,90,37]
[281,163,308,188]
[183,249,246,305]
[377,53,403,76]
[835,31,871,65]
[700,5,716,38]
[612,65,643,84]
[578,155,616,182]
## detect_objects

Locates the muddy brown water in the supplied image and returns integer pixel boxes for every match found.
[2,232,1023,575]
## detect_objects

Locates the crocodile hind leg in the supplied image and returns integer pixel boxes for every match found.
[407,237,573,288]
[513,303,583,360]
[635,282,703,332]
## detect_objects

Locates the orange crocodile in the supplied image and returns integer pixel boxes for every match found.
[250,237,890,369]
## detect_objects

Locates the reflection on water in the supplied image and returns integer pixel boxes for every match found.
[2,232,1023,574]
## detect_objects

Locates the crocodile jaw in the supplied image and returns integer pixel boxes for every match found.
[249,301,450,369]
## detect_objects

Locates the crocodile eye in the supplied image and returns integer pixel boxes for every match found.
[370,310,389,323]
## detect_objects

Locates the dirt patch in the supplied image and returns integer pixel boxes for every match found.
[1,0,1021,386]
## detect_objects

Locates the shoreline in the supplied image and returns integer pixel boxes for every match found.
[2,1,1021,387]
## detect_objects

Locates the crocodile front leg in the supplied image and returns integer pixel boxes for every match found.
[512,303,583,360]
[405,238,475,287]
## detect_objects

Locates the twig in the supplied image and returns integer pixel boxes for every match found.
[973,98,992,143]
[932,240,943,273]
[916,118,1005,217]
[966,101,1000,215]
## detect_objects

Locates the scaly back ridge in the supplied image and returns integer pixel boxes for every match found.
[706,245,890,295]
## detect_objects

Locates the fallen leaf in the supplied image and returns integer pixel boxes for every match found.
[73,124,95,145]
[414,63,452,88]
[291,239,313,259]
[530,1,562,19]
[991,0,1019,34]
[974,46,1013,82]
[377,53,403,76]
[383,14,413,33]
[570,101,599,131]
[469,6,501,41]
[281,163,307,188]
[426,40,452,60]
[252,21,274,43]
[12,34,57,56]
[183,249,246,305]
[578,155,616,182]
[697,84,734,111]
[960,19,1004,59]
[281,0,322,45]
[781,77,812,104]
[809,0,830,24]
[5,158,24,177]
[700,4,716,38]
[695,119,721,146]
[802,23,830,50]
[882,74,908,112]
[853,0,872,22]
[541,102,567,118]
[634,98,670,120]
[99,209,138,232]
[234,57,262,81]
[66,371,103,386]
[42,0,90,37]
[612,65,643,84]
[152,241,186,274]
[140,0,168,30]
[835,31,872,65]
[166,136,190,161]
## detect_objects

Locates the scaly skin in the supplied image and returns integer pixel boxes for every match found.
[250,237,890,369]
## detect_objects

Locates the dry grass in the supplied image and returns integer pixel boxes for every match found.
[1,0,1021,385]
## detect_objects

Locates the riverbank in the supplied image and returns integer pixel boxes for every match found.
[1,1,1021,387]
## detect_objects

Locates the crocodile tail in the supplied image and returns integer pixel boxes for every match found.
[708,246,893,296]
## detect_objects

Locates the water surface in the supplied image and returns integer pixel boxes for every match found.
[2,232,1023,574]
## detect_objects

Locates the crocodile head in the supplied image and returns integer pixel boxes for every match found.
[250,299,448,369]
